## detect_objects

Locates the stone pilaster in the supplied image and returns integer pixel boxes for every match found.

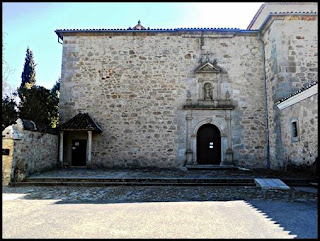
[186,113,193,165]
[223,113,233,165]
[87,131,92,168]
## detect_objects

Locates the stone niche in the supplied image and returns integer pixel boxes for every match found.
[184,60,234,110]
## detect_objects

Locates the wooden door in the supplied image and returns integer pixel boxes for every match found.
[197,124,221,165]
[71,139,87,166]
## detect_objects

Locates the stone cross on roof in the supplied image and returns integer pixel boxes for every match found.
[199,52,215,65]
[132,20,146,30]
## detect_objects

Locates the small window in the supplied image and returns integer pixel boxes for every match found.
[292,121,298,137]
[290,119,299,142]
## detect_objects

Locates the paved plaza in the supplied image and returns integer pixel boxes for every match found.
[2,184,318,239]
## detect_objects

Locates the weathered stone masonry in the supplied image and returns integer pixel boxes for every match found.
[2,119,58,185]
[58,30,268,168]
[56,5,318,170]
[262,15,318,168]
[279,93,318,167]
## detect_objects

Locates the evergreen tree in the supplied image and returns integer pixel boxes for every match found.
[17,85,55,127]
[2,96,18,131]
[20,47,36,88]
[16,48,60,129]
[50,78,60,99]
[49,78,60,128]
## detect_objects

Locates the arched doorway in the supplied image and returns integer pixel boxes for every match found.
[197,124,221,165]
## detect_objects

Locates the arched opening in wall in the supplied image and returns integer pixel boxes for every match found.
[197,124,221,165]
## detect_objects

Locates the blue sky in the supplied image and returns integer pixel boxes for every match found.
[3,2,263,92]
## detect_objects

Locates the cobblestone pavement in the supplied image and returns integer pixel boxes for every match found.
[2,185,317,204]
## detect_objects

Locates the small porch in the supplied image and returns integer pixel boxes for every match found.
[57,113,103,168]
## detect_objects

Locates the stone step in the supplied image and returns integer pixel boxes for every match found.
[12,177,256,187]
[281,178,316,187]
[24,177,255,184]
[186,165,239,170]
[11,181,256,187]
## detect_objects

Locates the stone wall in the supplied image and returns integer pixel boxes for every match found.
[2,138,14,186]
[13,130,59,179]
[279,93,318,168]
[59,30,268,168]
[262,15,318,169]
[2,121,59,185]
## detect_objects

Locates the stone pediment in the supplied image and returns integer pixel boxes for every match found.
[195,62,221,74]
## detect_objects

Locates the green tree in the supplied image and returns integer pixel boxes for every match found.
[16,48,60,129]
[20,47,36,88]
[49,78,60,128]
[2,96,18,131]
[17,85,55,127]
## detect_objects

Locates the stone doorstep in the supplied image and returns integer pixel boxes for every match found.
[185,165,239,170]
[254,178,291,190]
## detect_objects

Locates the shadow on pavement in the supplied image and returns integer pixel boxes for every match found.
[246,200,318,239]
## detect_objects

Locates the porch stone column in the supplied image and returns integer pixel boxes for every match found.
[87,131,92,168]
[59,131,64,167]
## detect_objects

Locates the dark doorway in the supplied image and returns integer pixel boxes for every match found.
[197,124,221,165]
[71,139,87,166]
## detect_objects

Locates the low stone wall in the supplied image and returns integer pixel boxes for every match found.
[2,138,14,186]
[2,119,59,186]
[279,93,318,170]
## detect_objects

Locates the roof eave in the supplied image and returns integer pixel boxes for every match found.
[54,28,258,36]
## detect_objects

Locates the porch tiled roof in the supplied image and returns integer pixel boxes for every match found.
[57,113,103,132]
[276,81,318,104]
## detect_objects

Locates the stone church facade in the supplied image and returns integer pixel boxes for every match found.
[55,2,318,170]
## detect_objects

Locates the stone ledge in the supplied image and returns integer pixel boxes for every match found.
[183,105,234,110]
[254,178,290,190]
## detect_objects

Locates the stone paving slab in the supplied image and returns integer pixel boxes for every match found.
[254,178,290,190]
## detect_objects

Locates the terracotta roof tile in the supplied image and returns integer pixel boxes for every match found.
[57,113,103,132]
